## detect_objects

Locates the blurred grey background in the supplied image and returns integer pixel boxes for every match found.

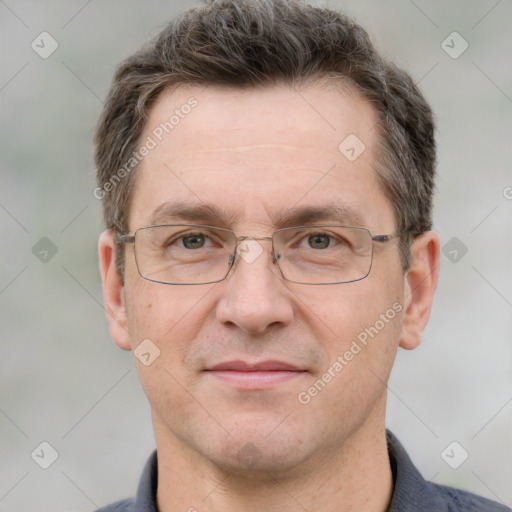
[1,0,511,510]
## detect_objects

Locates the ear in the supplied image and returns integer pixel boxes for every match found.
[98,229,131,351]
[398,230,440,350]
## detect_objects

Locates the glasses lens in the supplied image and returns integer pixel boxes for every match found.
[134,225,235,284]
[132,225,373,285]
[274,226,373,284]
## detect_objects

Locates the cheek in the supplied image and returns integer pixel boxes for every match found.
[122,280,199,415]
[306,275,402,337]
[297,292,403,428]
[123,275,214,369]
[302,274,404,386]
[123,277,157,344]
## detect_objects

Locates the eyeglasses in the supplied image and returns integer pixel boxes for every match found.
[117,224,399,285]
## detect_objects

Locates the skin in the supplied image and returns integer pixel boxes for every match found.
[99,81,440,512]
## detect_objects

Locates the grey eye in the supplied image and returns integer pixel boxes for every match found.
[180,234,207,249]
[306,233,332,249]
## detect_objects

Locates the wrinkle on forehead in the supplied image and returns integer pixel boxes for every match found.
[195,143,317,153]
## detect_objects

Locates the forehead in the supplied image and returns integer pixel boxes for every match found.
[129,82,393,231]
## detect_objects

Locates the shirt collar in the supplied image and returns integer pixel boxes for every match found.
[386,429,446,511]
[133,448,158,511]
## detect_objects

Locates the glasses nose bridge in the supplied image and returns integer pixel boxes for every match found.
[237,234,274,243]
[229,234,280,271]
[235,234,275,254]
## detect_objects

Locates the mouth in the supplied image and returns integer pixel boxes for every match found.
[204,360,308,390]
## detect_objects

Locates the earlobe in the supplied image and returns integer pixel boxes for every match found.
[398,231,440,350]
[98,229,132,351]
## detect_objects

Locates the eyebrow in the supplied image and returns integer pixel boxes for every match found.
[146,201,367,230]
[147,201,241,228]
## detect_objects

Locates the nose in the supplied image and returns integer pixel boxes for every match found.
[215,239,294,334]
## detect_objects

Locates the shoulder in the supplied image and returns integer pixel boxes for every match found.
[386,430,511,512]
[93,450,158,512]
[431,482,512,512]
[93,498,135,511]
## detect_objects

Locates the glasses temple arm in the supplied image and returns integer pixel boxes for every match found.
[117,234,135,244]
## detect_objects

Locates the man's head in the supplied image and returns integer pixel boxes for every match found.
[96,0,439,476]
[95,0,436,279]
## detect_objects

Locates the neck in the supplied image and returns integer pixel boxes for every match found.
[154,410,393,512]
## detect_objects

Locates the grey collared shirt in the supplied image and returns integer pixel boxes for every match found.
[95,430,511,511]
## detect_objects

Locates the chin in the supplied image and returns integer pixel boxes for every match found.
[198,417,318,477]
[212,442,313,477]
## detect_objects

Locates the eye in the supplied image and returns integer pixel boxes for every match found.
[304,233,332,250]
[167,231,216,250]
[298,231,349,250]
[179,233,210,249]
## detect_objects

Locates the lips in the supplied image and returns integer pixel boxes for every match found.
[205,360,307,389]
[208,360,302,372]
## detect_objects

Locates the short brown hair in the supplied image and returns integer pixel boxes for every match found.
[95,0,435,278]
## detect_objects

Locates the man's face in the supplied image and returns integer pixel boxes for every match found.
[107,83,411,472]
